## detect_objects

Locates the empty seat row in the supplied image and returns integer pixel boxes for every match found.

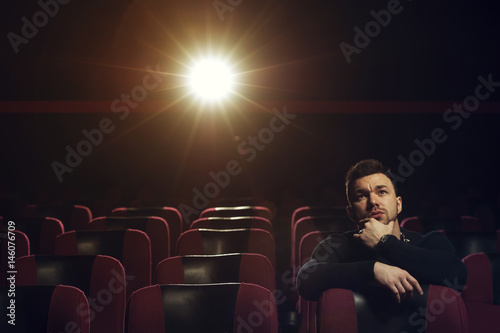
[1,213,274,280]
[4,204,272,254]
[2,226,276,279]
[12,252,275,333]
[0,283,278,333]
[0,204,279,333]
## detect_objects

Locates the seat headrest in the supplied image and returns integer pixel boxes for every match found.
[35,255,96,294]
[75,230,126,261]
[160,283,240,333]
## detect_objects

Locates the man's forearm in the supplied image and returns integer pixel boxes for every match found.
[296,260,376,300]
[376,236,468,290]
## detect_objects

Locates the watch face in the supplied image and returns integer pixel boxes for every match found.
[377,235,390,249]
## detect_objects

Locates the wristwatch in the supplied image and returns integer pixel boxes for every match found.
[376,234,391,249]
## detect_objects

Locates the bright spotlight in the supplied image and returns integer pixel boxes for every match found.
[189,59,234,100]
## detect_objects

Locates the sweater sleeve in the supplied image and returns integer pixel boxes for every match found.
[376,231,468,291]
[296,233,377,301]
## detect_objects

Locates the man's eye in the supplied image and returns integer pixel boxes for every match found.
[357,194,366,200]
[379,190,387,195]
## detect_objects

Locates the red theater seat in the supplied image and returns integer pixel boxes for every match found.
[0,285,90,333]
[199,205,273,221]
[291,206,347,229]
[23,204,92,231]
[156,253,275,292]
[462,252,500,333]
[295,230,331,333]
[111,206,182,256]
[126,283,278,333]
[16,254,126,333]
[177,228,276,268]
[0,230,29,287]
[316,285,468,333]
[88,216,170,281]
[292,216,353,271]
[400,216,482,233]
[0,217,64,254]
[190,216,273,233]
[54,229,151,299]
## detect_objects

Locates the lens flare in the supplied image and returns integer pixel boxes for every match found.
[189,59,234,100]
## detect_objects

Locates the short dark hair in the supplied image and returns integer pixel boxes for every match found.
[345,159,398,202]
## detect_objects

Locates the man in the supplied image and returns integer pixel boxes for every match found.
[296,159,467,302]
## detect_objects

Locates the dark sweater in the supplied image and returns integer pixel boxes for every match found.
[296,228,468,301]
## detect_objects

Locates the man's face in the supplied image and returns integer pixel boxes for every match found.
[347,173,402,225]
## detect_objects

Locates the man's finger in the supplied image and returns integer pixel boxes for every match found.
[407,275,424,295]
[391,286,401,303]
[395,282,406,296]
[402,280,414,300]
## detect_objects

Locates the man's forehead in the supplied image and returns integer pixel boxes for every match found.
[352,173,394,191]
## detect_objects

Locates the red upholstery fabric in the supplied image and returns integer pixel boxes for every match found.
[291,206,347,229]
[88,216,170,281]
[297,231,329,280]
[177,228,276,267]
[462,253,493,303]
[190,216,273,233]
[23,204,92,231]
[400,217,423,233]
[239,253,276,292]
[425,285,468,333]
[126,284,165,333]
[317,288,357,333]
[54,231,79,255]
[13,255,38,285]
[199,206,272,221]
[464,302,500,333]
[292,216,352,270]
[111,206,182,257]
[0,217,64,254]
[48,285,91,333]
[235,282,279,333]
[315,286,467,333]
[16,254,126,333]
[400,216,482,233]
[176,229,204,255]
[296,231,329,333]
[156,253,275,292]
[54,230,151,299]
[126,283,278,333]
[156,256,185,284]
[462,252,500,333]
[0,230,30,287]
[38,217,65,254]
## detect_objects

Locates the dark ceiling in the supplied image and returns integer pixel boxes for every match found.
[3,0,500,101]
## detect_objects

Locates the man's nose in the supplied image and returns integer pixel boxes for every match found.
[368,193,379,207]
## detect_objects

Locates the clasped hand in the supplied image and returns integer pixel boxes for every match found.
[373,262,424,303]
[353,218,424,302]
[353,218,395,249]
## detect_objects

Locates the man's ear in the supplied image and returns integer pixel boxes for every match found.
[346,205,355,222]
[397,196,402,214]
